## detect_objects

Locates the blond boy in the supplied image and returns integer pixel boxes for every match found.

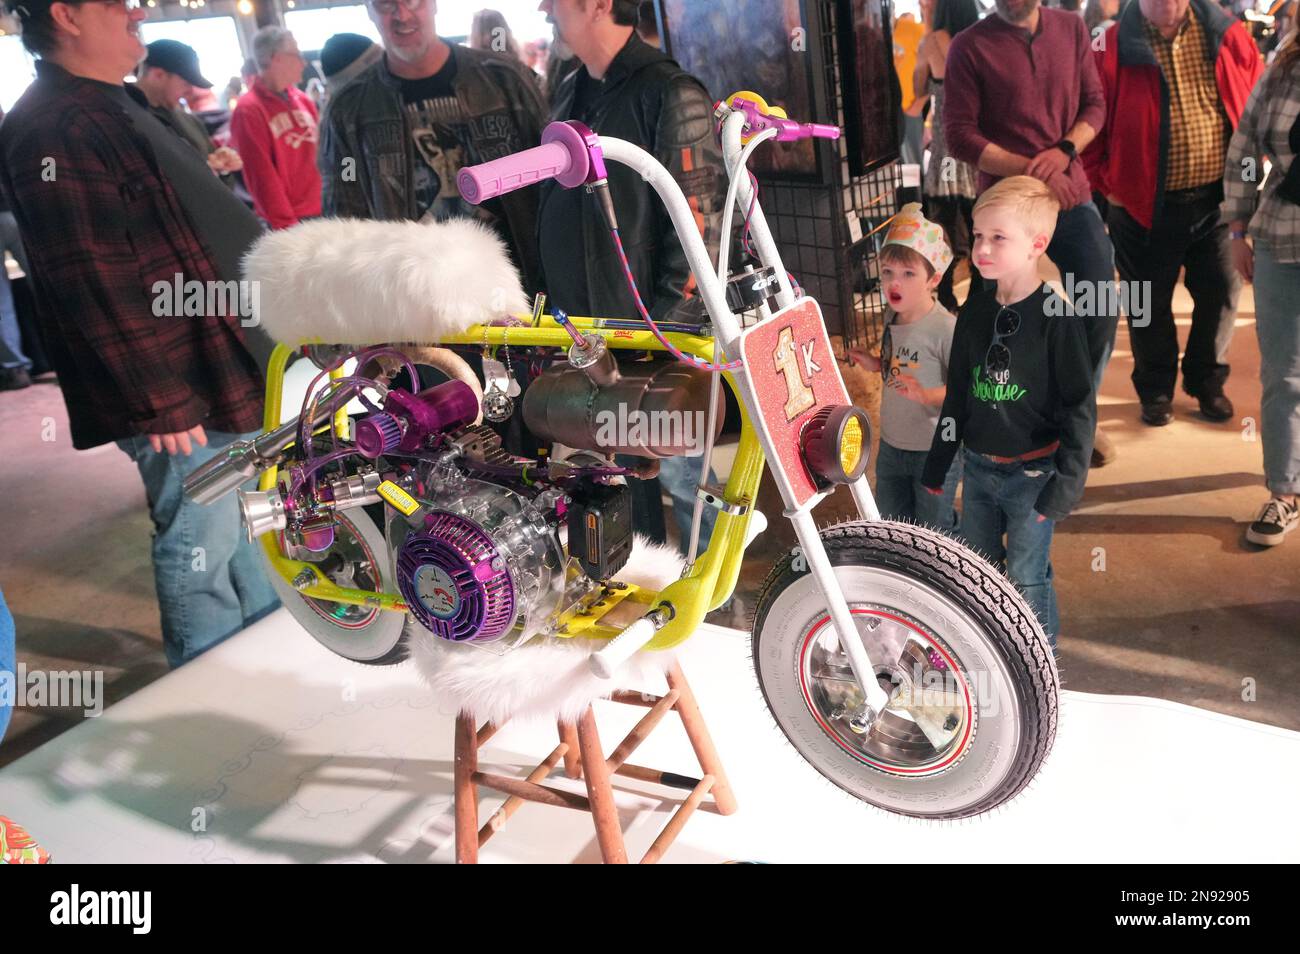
[922,176,1096,648]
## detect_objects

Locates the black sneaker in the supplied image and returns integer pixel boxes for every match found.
[0,367,32,391]
[1140,397,1174,426]
[1246,497,1299,547]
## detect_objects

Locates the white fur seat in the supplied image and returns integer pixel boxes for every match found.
[409,538,687,726]
[242,218,529,346]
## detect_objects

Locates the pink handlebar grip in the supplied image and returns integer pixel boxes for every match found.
[457,142,571,204]
[457,121,594,204]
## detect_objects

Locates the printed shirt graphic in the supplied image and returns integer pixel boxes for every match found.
[880,304,956,451]
[401,62,510,228]
[404,94,494,225]
[268,106,319,149]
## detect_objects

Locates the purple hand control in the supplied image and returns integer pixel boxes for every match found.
[730,95,842,143]
[457,121,594,205]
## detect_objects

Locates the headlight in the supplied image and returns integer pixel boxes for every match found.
[801,405,872,488]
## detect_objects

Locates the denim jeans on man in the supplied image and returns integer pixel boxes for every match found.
[0,211,31,372]
[116,429,280,667]
[875,440,961,531]
[1108,189,1238,403]
[1253,243,1300,496]
[959,449,1060,646]
[1046,201,1119,396]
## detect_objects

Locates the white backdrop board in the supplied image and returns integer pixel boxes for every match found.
[1,610,1296,863]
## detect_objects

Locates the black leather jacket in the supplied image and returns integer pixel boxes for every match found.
[318,44,548,292]
[538,33,726,321]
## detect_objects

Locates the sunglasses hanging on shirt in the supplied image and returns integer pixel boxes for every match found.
[984,307,1021,387]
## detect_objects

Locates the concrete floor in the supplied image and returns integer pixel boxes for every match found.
[1,275,1296,771]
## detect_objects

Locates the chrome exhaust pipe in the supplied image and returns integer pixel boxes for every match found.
[184,382,361,505]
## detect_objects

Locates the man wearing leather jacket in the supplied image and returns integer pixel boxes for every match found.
[539,0,728,553]
[318,0,548,291]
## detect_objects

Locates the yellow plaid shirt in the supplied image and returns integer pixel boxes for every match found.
[1145,11,1228,191]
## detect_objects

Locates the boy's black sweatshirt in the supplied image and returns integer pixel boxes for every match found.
[922,283,1096,521]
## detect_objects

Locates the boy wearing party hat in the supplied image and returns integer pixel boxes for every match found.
[850,202,961,530]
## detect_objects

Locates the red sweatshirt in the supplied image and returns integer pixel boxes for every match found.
[1082,0,1261,229]
[230,78,322,229]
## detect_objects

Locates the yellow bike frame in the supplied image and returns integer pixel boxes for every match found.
[255,313,765,651]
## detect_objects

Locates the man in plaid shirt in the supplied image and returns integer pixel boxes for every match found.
[0,0,278,665]
[1084,0,1262,427]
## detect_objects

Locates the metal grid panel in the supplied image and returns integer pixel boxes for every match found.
[754,0,901,354]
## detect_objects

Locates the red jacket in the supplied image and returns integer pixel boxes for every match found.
[230,78,322,229]
[1083,0,1262,229]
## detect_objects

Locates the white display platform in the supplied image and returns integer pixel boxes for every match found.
[1,609,1296,863]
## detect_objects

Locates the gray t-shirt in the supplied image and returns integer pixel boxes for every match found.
[880,303,956,451]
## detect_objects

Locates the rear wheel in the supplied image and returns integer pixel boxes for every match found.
[751,520,1058,819]
[266,510,408,664]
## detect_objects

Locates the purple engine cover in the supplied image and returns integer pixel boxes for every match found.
[397,511,515,642]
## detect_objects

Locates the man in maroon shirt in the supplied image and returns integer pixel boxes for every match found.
[944,0,1119,464]
[0,0,278,666]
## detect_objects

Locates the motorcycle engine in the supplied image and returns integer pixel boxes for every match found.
[387,457,568,646]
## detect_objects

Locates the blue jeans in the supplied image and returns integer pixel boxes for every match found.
[116,429,280,667]
[959,449,1060,646]
[0,211,30,372]
[875,440,960,531]
[1047,201,1118,394]
[1253,243,1300,496]
[0,586,14,742]
[658,453,717,556]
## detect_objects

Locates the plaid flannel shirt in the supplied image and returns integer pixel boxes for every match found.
[1223,58,1300,263]
[1145,11,1230,191]
[0,62,265,449]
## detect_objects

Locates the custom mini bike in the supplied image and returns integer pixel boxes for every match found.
[185,93,1058,818]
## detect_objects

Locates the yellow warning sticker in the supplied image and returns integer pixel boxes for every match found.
[377,480,419,516]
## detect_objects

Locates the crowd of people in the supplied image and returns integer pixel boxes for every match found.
[858,0,1299,649]
[0,0,1294,672]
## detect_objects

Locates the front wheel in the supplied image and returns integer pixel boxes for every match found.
[751,520,1058,819]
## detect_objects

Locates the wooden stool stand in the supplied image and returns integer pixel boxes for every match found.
[454,662,737,863]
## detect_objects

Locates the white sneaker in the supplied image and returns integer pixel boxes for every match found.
[1246,497,1299,547]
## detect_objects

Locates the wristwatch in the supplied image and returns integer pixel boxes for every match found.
[1054,139,1077,162]
[1230,229,1248,241]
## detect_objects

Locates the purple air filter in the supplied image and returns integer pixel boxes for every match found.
[396,511,515,642]
[385,381,480,453]
[354,412,403,459]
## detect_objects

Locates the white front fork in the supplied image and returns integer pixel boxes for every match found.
[597,123,890,714]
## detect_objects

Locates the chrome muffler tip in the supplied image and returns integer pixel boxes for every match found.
[237,487,287,543]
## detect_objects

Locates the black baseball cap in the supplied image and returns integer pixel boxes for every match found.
[144,39,213,89]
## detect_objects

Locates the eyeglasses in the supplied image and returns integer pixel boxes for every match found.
[370,0,425,14]
[984,307,1020,384]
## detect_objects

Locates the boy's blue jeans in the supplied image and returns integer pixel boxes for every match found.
[958,449,1060,646]
[116,430,280,667]
[875,440,960,531]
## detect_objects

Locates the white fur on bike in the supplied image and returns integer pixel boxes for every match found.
[242,217,529,345]
[408,537,688,725]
